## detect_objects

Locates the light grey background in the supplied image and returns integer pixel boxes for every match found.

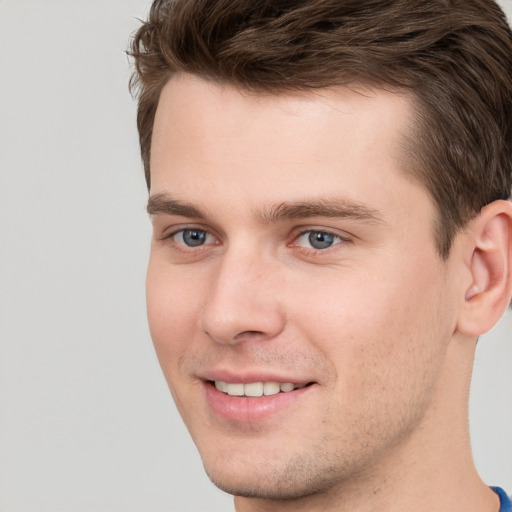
[0,1,510,511]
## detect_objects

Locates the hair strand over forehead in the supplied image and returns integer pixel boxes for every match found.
[129,0,512,257]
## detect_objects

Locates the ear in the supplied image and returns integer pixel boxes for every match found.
[456,199,512,337]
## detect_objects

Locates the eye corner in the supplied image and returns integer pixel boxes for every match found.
[291,229,347,251]
[153,223,221,254]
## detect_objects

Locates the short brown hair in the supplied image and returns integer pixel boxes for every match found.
[129,0,512,257]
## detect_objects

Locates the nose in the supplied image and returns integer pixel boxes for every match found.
[199,248,286,345]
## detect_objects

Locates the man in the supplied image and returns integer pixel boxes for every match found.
[129,1,512,510]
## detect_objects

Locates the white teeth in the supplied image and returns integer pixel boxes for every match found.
[263,381,280,396]
[215,381,228,393]
[244,382,264,397]
[227,383,244,396]
[214,380,304,397]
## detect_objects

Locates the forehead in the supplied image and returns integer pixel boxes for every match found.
[150,74,426,220]
[151,75,413,166]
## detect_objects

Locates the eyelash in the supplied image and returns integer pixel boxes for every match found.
[162,226,350,256]
[163,226,218,253]
[291,229,348,252]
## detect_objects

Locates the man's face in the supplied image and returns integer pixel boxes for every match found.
[147,75,460,500]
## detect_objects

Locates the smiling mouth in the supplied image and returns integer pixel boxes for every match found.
[212,380,313,397]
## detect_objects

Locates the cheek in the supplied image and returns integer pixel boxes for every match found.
[146,260,210,422]
[146,260,203,368]
[292,255,453,398]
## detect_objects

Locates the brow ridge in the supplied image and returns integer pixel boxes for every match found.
[259,199,384,224]
[147,193,385,225]
[147,193,206,219]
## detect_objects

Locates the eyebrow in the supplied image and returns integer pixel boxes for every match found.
[147,193,385,225]
[260,199,385,224]
[147,194,206,218]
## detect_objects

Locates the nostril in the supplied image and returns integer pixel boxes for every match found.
[200,294,286,345]
[239,330,264,336]
[232,330,267,342]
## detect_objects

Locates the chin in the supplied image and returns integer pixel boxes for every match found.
[200,448,347,501]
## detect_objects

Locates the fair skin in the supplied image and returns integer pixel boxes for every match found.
[146,74,512,512]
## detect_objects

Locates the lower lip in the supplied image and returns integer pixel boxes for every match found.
[204,382,313,423]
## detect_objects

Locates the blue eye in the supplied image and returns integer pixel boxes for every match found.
[175,229,211,247]
[296,230,342,250]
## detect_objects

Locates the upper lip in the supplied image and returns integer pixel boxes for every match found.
[200,369,314,385]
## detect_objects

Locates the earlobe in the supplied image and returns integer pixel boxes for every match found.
[457,200,512,337]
